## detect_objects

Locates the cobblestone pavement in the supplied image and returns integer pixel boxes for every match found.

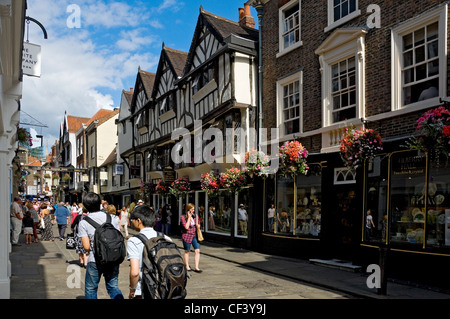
[10,224,350,299]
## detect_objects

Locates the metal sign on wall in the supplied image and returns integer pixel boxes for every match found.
[22,42,42,77]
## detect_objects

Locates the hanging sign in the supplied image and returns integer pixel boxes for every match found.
[22,42,42,77]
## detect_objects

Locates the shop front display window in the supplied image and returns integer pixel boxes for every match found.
[389,151,427,245]
[275,163,322,237]
[207,192,232,236]
[426,155,450,248]
[295,164,322,237]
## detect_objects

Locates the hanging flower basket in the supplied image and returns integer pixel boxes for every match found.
[201,172,221,197]
[17,125,33,147]
[220,167,246,193]
[278,140,309,177]
[155,180,170,197]
[169,177,191,198]
[405,106,450,158]
[243,149,270,178]
[137,180,154,203]
[340,127,383,169]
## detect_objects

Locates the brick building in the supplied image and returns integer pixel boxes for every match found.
[248,0,450,288]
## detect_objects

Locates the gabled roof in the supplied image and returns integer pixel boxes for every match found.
[100,148,117,167]
[152,44,188,98]
[86,108,120,131]
[66,115,90,134]
[130,69,156,113]
[183,7,258,76]
[122,89,133,106]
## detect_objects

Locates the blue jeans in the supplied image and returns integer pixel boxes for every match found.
[85,262,124,299]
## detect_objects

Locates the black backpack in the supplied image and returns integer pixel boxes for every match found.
[85,213,126,267]
[135,232,187,299]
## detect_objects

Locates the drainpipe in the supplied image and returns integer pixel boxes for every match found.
[254,2,264,151]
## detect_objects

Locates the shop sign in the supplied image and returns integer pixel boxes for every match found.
[114,164,124,175]
[22,42,42,77]
[163,168,176,184]
[392,154,426,176]
[129,165,140,179]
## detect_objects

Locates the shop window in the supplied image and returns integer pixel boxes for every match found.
[207,192,232,236]
[391,5,446,110]
[389,151,427,245]
[274,164,322,237]
[426,155,450,248]
[295,164,322,237]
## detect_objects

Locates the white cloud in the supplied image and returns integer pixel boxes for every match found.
[116,29,159,51]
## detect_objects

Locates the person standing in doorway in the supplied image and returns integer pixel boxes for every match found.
[238,204,248,236]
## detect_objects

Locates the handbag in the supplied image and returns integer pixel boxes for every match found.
[196,225,204,242]
[39,217,45,229]
[66,233,76,250]
[196,215,204,242]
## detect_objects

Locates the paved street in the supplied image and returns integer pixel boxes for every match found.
[10,224,350,299]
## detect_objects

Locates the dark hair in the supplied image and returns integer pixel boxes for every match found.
[82,192,101,213]
[130,204,156,227]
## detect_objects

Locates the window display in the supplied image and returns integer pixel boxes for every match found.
[207,192,232,235]
[426,155,450,247]
[389,151,427,245]
[275,163,322,237]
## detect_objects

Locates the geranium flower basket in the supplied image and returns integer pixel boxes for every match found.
[155,180,170,197]
[243,149,270,178]
[169,177,191,198]
[340,127,383,169]
[220,167,246,193]
[136,180,154,203]
[405,106,450,158]
[201,172,221,197]
[278,140,309,177]
[17,125,33,147]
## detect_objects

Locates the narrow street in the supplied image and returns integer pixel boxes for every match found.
[10,224,351,299]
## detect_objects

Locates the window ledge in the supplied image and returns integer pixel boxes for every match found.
[159,109,176,123]
[276,41,303,59]
[324,10,361,33]
[192,79,217,104]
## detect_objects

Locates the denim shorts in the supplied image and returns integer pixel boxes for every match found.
[183,236,201,251]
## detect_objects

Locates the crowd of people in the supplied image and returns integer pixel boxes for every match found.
[10,195,202,299]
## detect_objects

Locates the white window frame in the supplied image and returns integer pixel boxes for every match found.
[325,0,361,33]
[391,5,447,112]
[277,0,302,58]
[316,28,367,128]
[276,70,303,141]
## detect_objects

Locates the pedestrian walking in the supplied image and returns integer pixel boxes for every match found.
[267,204,275,232]
[27,201,40,243]
[71,204,88,268]
[10,197,23,246]
[126,204,172,299]
[40,203,54,241]
[180,203,202,273]
[23,211,35,245]
[70,202,79,224]
[365,209,375,241]
[77,192,124,299]
[161,204,172,235]
[120,206,129,238]
[54,202,71,241]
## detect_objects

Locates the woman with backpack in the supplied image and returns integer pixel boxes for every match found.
[180,203,202,273]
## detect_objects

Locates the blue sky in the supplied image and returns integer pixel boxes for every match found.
[21,0,257,153]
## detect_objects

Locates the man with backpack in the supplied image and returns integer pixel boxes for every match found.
[127,204,187,299]
[78,192,125,299]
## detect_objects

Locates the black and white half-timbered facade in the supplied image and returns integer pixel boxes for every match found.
[118,6,259,245]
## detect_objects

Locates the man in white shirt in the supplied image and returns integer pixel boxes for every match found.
[127,204,171,299]
[238,204,248,236]
[10,197,23,246]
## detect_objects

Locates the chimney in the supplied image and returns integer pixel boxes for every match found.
[239,3,255,29]
[130,88,133,93]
